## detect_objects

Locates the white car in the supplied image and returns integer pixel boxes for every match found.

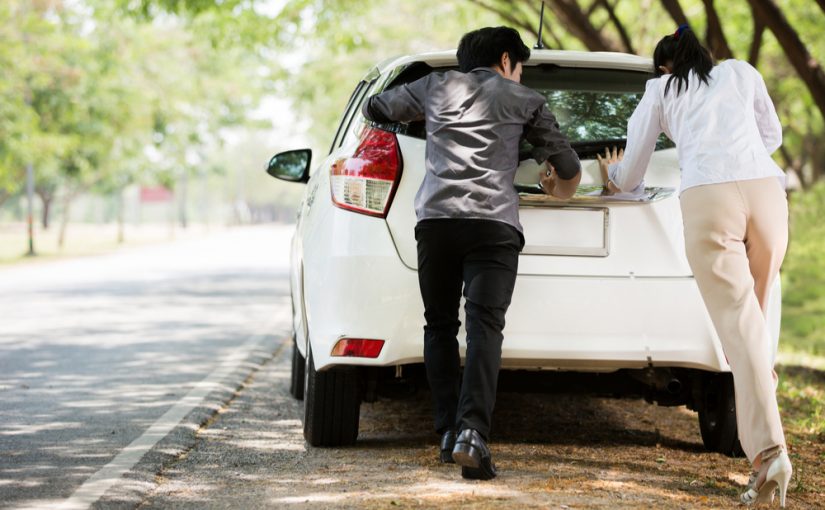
[267,49,781,454]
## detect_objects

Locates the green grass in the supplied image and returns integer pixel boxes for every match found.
[777,362,825,497]
[782,182,825,356]
[779,364,825,438]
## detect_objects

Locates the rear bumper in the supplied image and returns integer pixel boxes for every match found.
[305,248,731,373]
[501,275,727,371]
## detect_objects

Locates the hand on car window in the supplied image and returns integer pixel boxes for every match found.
[596,146,624,195]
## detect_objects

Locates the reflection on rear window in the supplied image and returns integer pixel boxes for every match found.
[522,65,672,148]
[544,90,641,142]
[378,63,674,152]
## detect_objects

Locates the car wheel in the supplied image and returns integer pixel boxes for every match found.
[303,343,360,446]
[698,372,745,457]
[289,336,305,401]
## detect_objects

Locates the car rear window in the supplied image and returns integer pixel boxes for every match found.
[374,63,674,158]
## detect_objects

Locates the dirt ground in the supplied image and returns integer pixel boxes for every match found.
[136,338,825,509]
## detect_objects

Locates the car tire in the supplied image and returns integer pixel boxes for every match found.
[289,336,305,401]
[303,343,360,446]
[698,372,745,457]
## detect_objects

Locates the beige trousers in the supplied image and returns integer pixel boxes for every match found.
[680,177,789,464]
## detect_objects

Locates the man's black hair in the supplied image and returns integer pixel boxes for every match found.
[457,27,531,73]
[653,25,714,96]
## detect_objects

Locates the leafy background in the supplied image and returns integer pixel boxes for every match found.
[0,0,823,356]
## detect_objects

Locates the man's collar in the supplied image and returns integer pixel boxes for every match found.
[470,66,499,75]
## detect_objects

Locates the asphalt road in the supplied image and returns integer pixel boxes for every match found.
[0,225,293,509]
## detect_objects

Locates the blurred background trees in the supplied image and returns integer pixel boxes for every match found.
[3,0,823,231]
[267,0,825,187]
[1,0,822,353]
[0,0,283,247]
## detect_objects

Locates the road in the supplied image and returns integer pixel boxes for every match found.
[0,225,293,509]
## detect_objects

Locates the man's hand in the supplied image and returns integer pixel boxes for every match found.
[539,162,580,199]
[596,146,624,195]
[539,163,557,196]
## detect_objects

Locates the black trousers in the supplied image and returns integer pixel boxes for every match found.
[415,218,523,440]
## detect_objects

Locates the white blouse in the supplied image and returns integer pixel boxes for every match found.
[608,59,785,194]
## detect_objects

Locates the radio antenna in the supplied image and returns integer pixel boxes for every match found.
[534,1,545,49]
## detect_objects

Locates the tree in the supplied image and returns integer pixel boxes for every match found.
[79,0,825,187]
[746,0,825,131]
[453,0,825,185]
[0,0,274,253]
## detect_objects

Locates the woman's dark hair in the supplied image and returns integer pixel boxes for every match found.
[653,25,714,96]
[457,26,531,73]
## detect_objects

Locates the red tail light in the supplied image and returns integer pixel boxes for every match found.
[331,338,385,358]
[330,127,402,217]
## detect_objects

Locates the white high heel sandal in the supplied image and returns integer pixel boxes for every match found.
[740,449,793,507]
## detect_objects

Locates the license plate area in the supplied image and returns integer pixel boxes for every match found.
[520,206,609,257]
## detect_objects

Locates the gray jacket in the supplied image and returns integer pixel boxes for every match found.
[362,67,580,233]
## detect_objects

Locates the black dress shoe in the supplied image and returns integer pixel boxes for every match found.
[451,429,497,480]
[439,430,456,463]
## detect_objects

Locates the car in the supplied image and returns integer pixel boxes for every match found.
[266,49,781,455]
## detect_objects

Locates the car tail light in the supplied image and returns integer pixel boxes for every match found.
[330,127,402,217]
[331,338,385,358]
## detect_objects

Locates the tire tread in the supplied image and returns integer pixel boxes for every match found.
[303,346,360,446]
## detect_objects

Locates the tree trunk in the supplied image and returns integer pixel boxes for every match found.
[42,198,51,230]
[58,195,72,249]
[117,188,125,244]
[468,0,540,41]
[701,0,734,59]
[808,111,825,182]
[748,14,766,66]
[547,0,619,51]
[597,0,635,53]
[777,145,794,171]
[747,0,825,126]
[659,0,688,25]
[35,189,53,229]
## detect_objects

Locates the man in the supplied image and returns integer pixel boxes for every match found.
[362,26,581,480]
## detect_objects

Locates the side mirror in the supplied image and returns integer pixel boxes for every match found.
[266,149,312,183]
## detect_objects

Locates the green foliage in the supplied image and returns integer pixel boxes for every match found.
[782,182,825,356]
[777,364,825,438]
[271,0,505,153]
[116,0,244,15]
[0,0,271,208]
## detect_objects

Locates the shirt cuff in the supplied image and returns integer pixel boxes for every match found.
[608,162,645,196]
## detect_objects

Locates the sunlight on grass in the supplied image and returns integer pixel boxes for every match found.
[778,365,825,437]
[781,182,825,357]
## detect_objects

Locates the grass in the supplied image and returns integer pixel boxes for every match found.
[782,181,825,356]
[779,364,825,438]
[777,363,825,497]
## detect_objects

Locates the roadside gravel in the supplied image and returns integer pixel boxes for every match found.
[135,337,823,509]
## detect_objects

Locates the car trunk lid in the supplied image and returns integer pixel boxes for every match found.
[385,136,692,278]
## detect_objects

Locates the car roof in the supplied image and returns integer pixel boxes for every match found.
[374,49,653,74]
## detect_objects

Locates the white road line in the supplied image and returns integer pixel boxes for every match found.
[52,309,291,510]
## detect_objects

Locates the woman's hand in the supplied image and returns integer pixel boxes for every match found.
[596,146,624,195]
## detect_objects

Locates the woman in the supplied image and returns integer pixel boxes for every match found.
[598,24,793,507]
